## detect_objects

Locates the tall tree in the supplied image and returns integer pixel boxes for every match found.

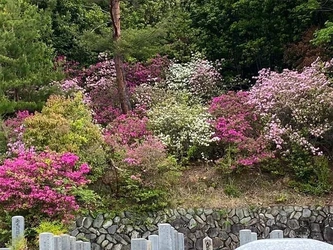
[0,0,61,115]
[110,0,130,114]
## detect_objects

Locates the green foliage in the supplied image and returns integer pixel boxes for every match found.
[216,145,239,175]
[120,0,178,29]
[118,27,168,62]
[33,220,67,236]
[30,0,110,65]
[31,220,67,249]
[275,145,331,195]
[155,9,198,62]
[312,21,333,46]
[9,236,28,250]
[0,0,62,115]
[118,150,181,212]
[0,118,8,157]
[23,93,108,181]
[123,178,168,213]
[190,0,325,79]
[223,179,241,198]
[0,212,11,248]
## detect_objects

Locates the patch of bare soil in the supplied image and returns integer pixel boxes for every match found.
[169,164,332,209]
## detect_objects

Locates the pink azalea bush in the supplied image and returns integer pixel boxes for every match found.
[3,110,33,156]
[57,55,170,125]
[248,59,333,156]
[103,111,151,151]
[125,55,170,88]
[123,136,172,184]
[209,91,273,169]
[0,150,91,223]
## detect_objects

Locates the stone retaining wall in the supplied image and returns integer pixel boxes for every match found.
[70,206,333,250]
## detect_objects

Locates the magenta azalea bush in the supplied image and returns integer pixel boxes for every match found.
[125,55,170,88]
[0,150,91,222]
[104,111,150,151]
[209,91,273,169]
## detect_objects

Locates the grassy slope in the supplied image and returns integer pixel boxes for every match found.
[169,164,332,209]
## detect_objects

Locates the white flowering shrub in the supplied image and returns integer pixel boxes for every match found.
[163,53,222,101]
[147,94,216,160]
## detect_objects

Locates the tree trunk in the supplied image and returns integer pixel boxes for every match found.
[110,0,129,114]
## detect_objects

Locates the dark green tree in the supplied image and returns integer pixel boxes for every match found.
[0,0,62,115]
[30,0,110,65]
[190,0,325,81]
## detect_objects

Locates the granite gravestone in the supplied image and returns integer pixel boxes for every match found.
[39,233,54,250]
[236,238,333,250]
[11,216,24,241]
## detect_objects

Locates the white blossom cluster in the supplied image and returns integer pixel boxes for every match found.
[148,96,215,158]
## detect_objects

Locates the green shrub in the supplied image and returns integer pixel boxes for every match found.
[23,93,107,181]
[271,144,331,195]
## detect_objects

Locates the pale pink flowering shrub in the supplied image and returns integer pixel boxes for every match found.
[120,135,180,211]
[0,150,90,223]
[4,110,33,156]
[248,59,333,156]
[124,136,168,180]
[209,91,273,169]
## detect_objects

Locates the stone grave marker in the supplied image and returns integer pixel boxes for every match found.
[147,240,152,250]
[61,234,70,250]
[69,236,76,250]
[148,235,159,250]
[76,240,84,250]
[251,233,257,241]
[174,230,179,250]
[178,233,184,250]
[131,238,148,250]
[11,216,24,241]
[54,235,62,250]
[83,242,91,250]
[235,238,333,250]
[39,232,54,250]
[158,224,172,250]
[270,230,283,239]
[239,229,252,246]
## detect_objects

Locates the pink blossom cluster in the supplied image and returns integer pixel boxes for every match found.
[189,58,222,100]
[248,59,333,155]
[103,111,151,150]
[0,150,90,222]
[4,111,32,156]
[209,91,272,168]
[123,135,168,186]
[124,136,166,167]
[57,58,120,124]
[125,55,170,88]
